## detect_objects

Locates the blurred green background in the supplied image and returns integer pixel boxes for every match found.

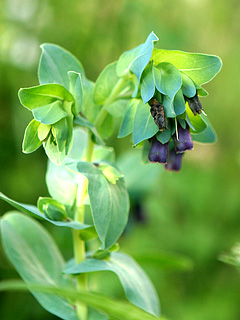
[0,0,240,319]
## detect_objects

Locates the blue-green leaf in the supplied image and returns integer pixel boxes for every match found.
[52,117,69,152]
[68,71,83,115]
[154,62,182,101]
[156,127,172,144]
[133,100,159,145]
[105,99,129,118]
[82,79,101,123]
[64,252,160,317]
[118,99,139,138]
[98,113,115,140]
[152,49,222,85]
[19,84,74,110]
[67,162,129,249]
[32,101,68,125]
[191,115,217,143]
[0,192,90,230]
[22,119,42,153]
[93,62,119,105]
[185,103,207,133]
[117,45,143,77]
[173,89,186,116]
[74,116,104,145]
[44,134,67,166]
[1,212,78,320]
[181,72,196,98]
[130,32,158,82]
[38,43,85,90]
[140,62,155,104]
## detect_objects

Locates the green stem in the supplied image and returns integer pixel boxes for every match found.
[94,76,128,129]
[73,131,94,320]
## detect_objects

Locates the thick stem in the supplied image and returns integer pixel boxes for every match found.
[73,131,94,320]
[94,76,128,129]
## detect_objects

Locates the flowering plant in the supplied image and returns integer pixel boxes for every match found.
[0,32,221,320]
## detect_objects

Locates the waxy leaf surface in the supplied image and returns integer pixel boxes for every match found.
[0,192,89,230]
[64,252,160,316]
[32,101,68,125]
[93,62,119,105]
[152,49,222,85]
[140,62,155,104]
[68,71,83,115]
[130,32,159,82]
[118,99,139,138]
[22,119,42,153]
[39,43,85,90]
[191,115,217,143]
[181,72,196,98]
[19,84,73,110]
[1,212,78,320]
[133,100,159,145]
[67,162,129,249]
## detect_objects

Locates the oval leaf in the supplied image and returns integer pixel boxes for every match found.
[191,115,217,143]
[181,72,196,98]
[38,43,85,90]
[19,84,73,110]
[118,99,139,138]
[141,62,155,104]
[64,252,160,317]
[93,62,119,105]
[32,101,68,125]
[154,62,182,100]
[0,212,78,320]
[152,49,222,85]
[130,32,159,82]
[67,162,129,249]
[133,100,159,145]
[117,45,143,77]
[173,89,186,116]
[22,119,42,153]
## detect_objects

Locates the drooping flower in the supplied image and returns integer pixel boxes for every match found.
[165,148,184,172]
[148,137,169,164]
[173,123,193,153]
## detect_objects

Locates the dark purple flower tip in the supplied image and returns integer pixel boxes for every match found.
[184,93,203,115]
[165,148,184,171]
[148,137,169,164]
[173,123,193,153]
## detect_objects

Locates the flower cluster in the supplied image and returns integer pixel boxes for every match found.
[148,95,201,171]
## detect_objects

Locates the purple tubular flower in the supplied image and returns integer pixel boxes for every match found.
[173,123,193,153]
[165,148,184,171]
[148,138,169,163]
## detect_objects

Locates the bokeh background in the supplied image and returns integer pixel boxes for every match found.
[0,0,240,319]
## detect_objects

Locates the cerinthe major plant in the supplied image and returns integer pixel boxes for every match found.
[0,32,222,320]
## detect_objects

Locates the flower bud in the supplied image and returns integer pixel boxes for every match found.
[173,123,193,153]
[165,148,184,171]
[184,93,203,115]
[148,137,169,163]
